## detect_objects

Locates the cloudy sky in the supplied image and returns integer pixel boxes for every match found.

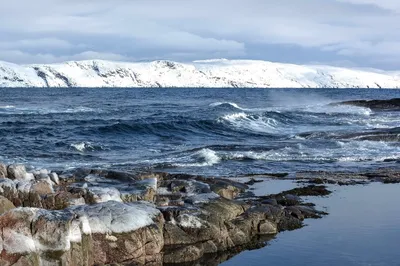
[0,0,399,69]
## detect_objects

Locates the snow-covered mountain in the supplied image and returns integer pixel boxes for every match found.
[0,59,399,88]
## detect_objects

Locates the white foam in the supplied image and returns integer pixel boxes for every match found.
[210,102,245,110]
[220,140,400,163]
[174,148,221,167]
[220,112,278,134]
[64,106,96,113]
[70,142,101,152]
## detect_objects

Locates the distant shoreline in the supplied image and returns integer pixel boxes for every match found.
[1,59,399,88]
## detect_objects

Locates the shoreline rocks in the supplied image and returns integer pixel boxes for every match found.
[1,164,397,265]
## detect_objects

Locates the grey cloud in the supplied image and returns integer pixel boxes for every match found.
[0,0,399,69]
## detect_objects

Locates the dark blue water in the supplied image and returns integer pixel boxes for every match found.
[0,88,399,175]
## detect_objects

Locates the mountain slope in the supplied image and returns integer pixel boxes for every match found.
[0,59,399,88]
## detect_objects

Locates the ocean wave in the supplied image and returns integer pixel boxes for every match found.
[209,101,273,112]
[219,112,279,134]
[210,102,245,110]
[70,142,105,152]
[169,139,399,167]
[173,148,221,167]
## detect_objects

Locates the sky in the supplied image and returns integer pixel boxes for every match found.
[0,0,399,70]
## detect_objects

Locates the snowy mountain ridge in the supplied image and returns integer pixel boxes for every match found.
[0,59,399,88]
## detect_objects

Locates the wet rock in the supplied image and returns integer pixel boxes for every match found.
[275,194,302,206]
[245,173,289,179]
[244,178,264,186]
[274,185,332,197]
[163,245,203,264]
[361,171,400,184]
[261,198,278,205]
[337,98,400,111]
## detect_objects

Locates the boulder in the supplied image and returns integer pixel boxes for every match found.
[7,165,28,181]
[0,163,7,178]
[49,172,60,185]
[0,201,164,265]
[0,196,15,214]
[31,180,54,195]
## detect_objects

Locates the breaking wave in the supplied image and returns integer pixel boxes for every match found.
[219,112,279,134]
[70,142,105,152]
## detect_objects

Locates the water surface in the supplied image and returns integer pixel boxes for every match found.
[0,88,398,176]
[222,183,400,266]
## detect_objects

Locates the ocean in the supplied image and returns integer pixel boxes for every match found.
[0,88,398,176]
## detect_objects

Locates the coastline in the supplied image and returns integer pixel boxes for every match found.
[0,162,399,265]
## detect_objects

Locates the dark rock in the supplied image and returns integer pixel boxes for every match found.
[244,178,264,185]
[245,173,289,179]
[336,98,400,111]
[265,185,331,199]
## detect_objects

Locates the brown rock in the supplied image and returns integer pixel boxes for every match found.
[163,245,203,264]
[0,163,7,178]
[31,180,54,195]
[0,195,15,214]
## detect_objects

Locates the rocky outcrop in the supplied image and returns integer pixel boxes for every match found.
[296,168,400,185]
[0,201,163,266]
[336,98,400,111]
[0,164,331,265]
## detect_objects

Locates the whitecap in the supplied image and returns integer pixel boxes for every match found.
[0,105,15,109]
[70,142,102,152]
[219,112,279,134]
[174,148,221,167]
[209,102,245,110]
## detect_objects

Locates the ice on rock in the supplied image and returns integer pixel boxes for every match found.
[24,173,35,181]
[186,192,220,204]
[71,201,160,234]
[177,214,204,228]
[87,186,122,203]
[0,201,161,255]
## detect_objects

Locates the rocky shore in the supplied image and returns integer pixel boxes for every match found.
[0,163,398,266]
